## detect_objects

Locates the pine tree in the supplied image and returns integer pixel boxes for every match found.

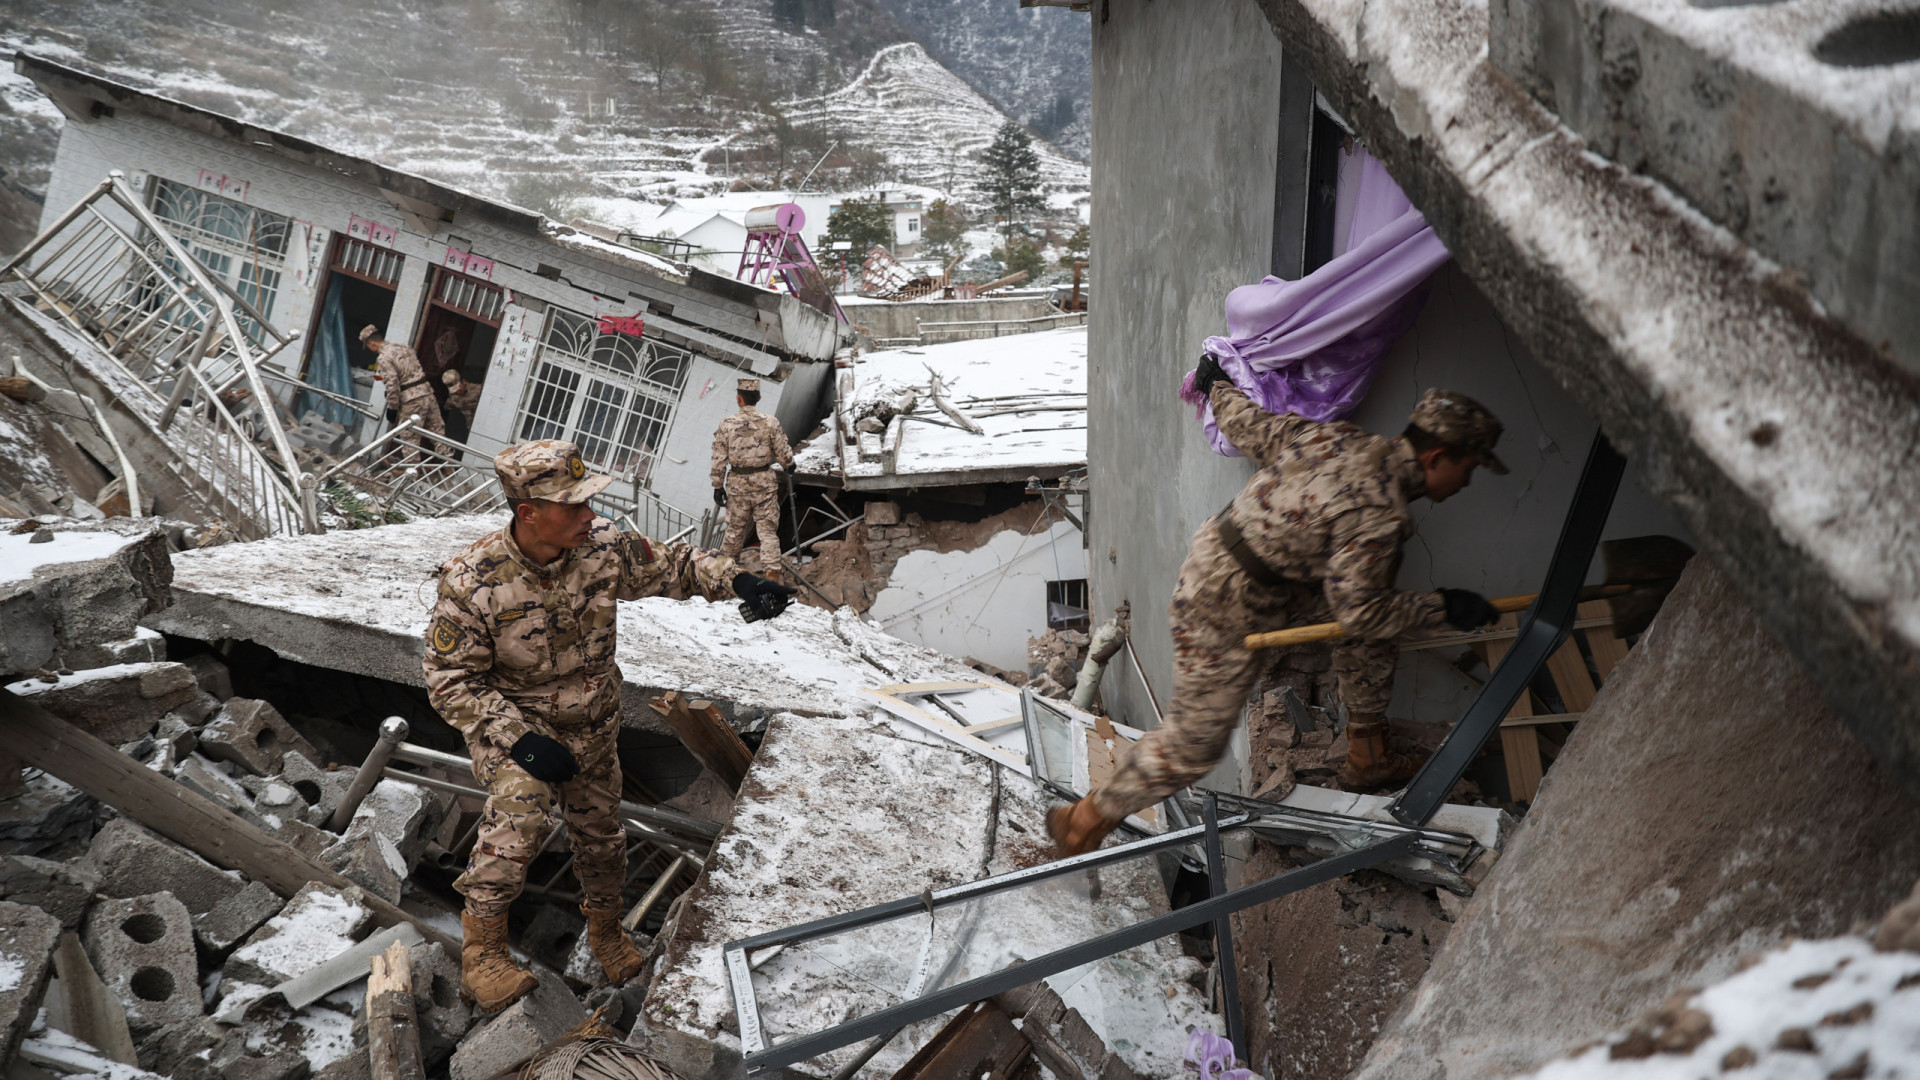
[977,121,1045,238]
[823,197,895,254]
[921,199,970,262]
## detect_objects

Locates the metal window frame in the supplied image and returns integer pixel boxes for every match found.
[512,304,694,482]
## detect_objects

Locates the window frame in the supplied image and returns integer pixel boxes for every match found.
[510,304,694,484]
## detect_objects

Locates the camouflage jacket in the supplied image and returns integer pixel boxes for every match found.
[374,343,432,399]
[445,382,482,424]
[423,518,738,751]
[1213,385,1446,640]
[710,406,794,487]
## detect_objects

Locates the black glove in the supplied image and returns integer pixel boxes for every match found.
[733,572,798,622]
[1193,353,1228,398]
[713,488,727,507]
[509,732,579,784]
[1439,588,1500,631]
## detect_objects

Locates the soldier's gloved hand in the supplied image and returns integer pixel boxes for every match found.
[1438,588,1500,631]
[509,732,579,784]
[1193,354,1229,398]
[733,572,798,621]
[713,488,727,507]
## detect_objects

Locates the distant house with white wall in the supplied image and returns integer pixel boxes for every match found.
[13,53,849,523]
[620,193,838,277]
[791,325,1088,673]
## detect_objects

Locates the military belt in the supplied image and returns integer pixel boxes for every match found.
[397,377,430,392]
[1215,509,1287,589]
[731,464,773,473]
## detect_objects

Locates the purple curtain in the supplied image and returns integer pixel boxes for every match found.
[1181,148,1451,457]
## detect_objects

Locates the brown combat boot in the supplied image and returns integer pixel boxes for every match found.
[1046,795,1122,859]
[1338,712,1424,792]
[582,901,648,985]
[460,908,538,1013]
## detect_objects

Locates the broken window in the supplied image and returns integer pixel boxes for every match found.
[148,177,291,336]
[1046,578,1089,632]
[513,306,692,481]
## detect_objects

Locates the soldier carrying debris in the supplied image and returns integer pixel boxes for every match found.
[1047,362,1507,857]
[710,377,795,580]
[361,325,447,453]
[422,440,796,1011]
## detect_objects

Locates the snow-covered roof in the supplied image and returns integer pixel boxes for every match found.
[794,325,1088,490]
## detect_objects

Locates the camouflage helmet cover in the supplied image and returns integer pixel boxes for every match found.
[358,324,380,344]
[1408,388,1509,475]
[737,377,761,393]
[494,440,613,503]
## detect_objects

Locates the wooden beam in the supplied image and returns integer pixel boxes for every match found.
[1579,600,1632,678]
[0,690,460,954]
[366,941,425,1080]
[1545,636,1599,712]
[1481,616,1545,802]
[648,692,754,794]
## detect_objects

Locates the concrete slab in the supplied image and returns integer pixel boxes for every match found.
[224,883,373,988]
[146,517,984,731]
[0,518,171,677]
[4,662,199,745]
[637,711,1217,1080]
[0,901,62,1068]
[446,968,585,1080]
[81,893,202,1035]
[1352,559,1920,1080]
[81,818,247,917]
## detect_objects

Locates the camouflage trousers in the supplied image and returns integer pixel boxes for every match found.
[392,390,449,459]
[722,471,783,573]
[1094,522,1398,820]
[453,722,628,917]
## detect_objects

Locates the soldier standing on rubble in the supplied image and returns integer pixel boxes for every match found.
[422,440,796,1011]
[710,377,795,580]
[362,325,446,453]
[1048,363,1507,857]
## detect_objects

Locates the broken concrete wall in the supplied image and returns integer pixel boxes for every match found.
[1352,558,1920,1080]
[0,519,172,676]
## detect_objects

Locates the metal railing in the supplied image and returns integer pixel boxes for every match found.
[308,416,508,522]
[595,484,703,544]
[2,172,306,538]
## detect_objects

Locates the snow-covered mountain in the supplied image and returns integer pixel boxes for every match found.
[0,0,1089,252]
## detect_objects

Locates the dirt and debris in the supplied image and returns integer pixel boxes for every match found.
[796,495,1052,614]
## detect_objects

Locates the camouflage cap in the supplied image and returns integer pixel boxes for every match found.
[1408,388,1508,475]
[737,377,760,392]
[442,369,463,387]
[493,440,613,503]
[359,324,380,344]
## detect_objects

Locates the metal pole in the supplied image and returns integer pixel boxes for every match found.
[1205,792,1247,1063]
[330,717,410,831]
[621,855,687,932]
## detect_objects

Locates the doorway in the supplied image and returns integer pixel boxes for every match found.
[412,265,504,444]
[300,236,404,434]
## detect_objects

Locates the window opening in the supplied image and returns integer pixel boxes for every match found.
[333,237,404,287]
[148,177,291,338]
[512,305,692,482]
[429,266,506,325]
[1046,578,1090,633]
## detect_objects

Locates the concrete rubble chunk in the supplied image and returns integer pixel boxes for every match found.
[82,817,246,916]
[224,882,372,987]
[175,754,276,832]
[446,968,586,1080]
[337,778,446,868]
[562,924,612,992]
[518,902,585,978]
[155,714,200,759]
[81,892,202,1036]
[278,752,353,828]
[273,818,334,860]
[198,699,320,777]
[0,854,101,930]
[193,881,285,956]
[3,661,199,744]
[0,900,62,1068]
[180,653,233,701]
[222,1049,311,1080]
[0,518,171,677]
[312,1051,370,1080]
[135,1014,230,1076]
[319,829,405,904]
[0,769,96,858]
[102,626,167,665]
[351,941,471,1067]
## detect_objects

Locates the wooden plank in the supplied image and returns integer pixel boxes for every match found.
[1402,614,1611,653]
[649,693,754,794]
[0,690,460,955]
[1502,711,1585,728]
[1482,615,1545,802]
[1579,600,1632,678]
[1545,637,1599,712]
[887,1001,1028,1080]
[366,941,425,1080]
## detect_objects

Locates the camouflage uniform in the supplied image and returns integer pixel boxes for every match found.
[423,440,739,916]
[1094,385,1506,820]
[443,373,483,427]
[372,339,447,451]
[711,383,793,574]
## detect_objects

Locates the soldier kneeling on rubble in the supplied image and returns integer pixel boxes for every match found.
[1049,361,1509,857]
[422,440,797,1011]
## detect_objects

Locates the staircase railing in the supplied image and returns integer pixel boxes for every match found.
[2,172,306,538]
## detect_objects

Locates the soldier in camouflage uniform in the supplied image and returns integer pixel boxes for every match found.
[711,377,794,578]
[362,325,447,454]
[423,440,795,1010]
[1048,365,1508,857]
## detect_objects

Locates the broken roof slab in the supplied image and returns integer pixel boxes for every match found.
[795,326,1087,490]
[1251,0,1920,797]
[143,516,983,730]
[635,709,1217,1080]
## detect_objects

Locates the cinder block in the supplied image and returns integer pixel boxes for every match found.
[198,699,319,777]
[175,754,276,831]
[193,881,285,955]
[518,903,585,976]
[224,882,371,987]
[447,968,587,1080]
[864,500,901,526]
[180,653,233,701]
[0,854,102,929]
[82,892,202,1035]
[0,900,62,1067]
[273,751,353,827]
[6,661,198,744]
[82,818,245,916]
[337,778,447,868]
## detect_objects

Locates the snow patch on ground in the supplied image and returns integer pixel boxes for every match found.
[227,887,369,985]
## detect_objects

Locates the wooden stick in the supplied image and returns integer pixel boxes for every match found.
[0,690,460,955]
[648,692,753,794]
[1244,584,1630,651]
[366,941,424,1080]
